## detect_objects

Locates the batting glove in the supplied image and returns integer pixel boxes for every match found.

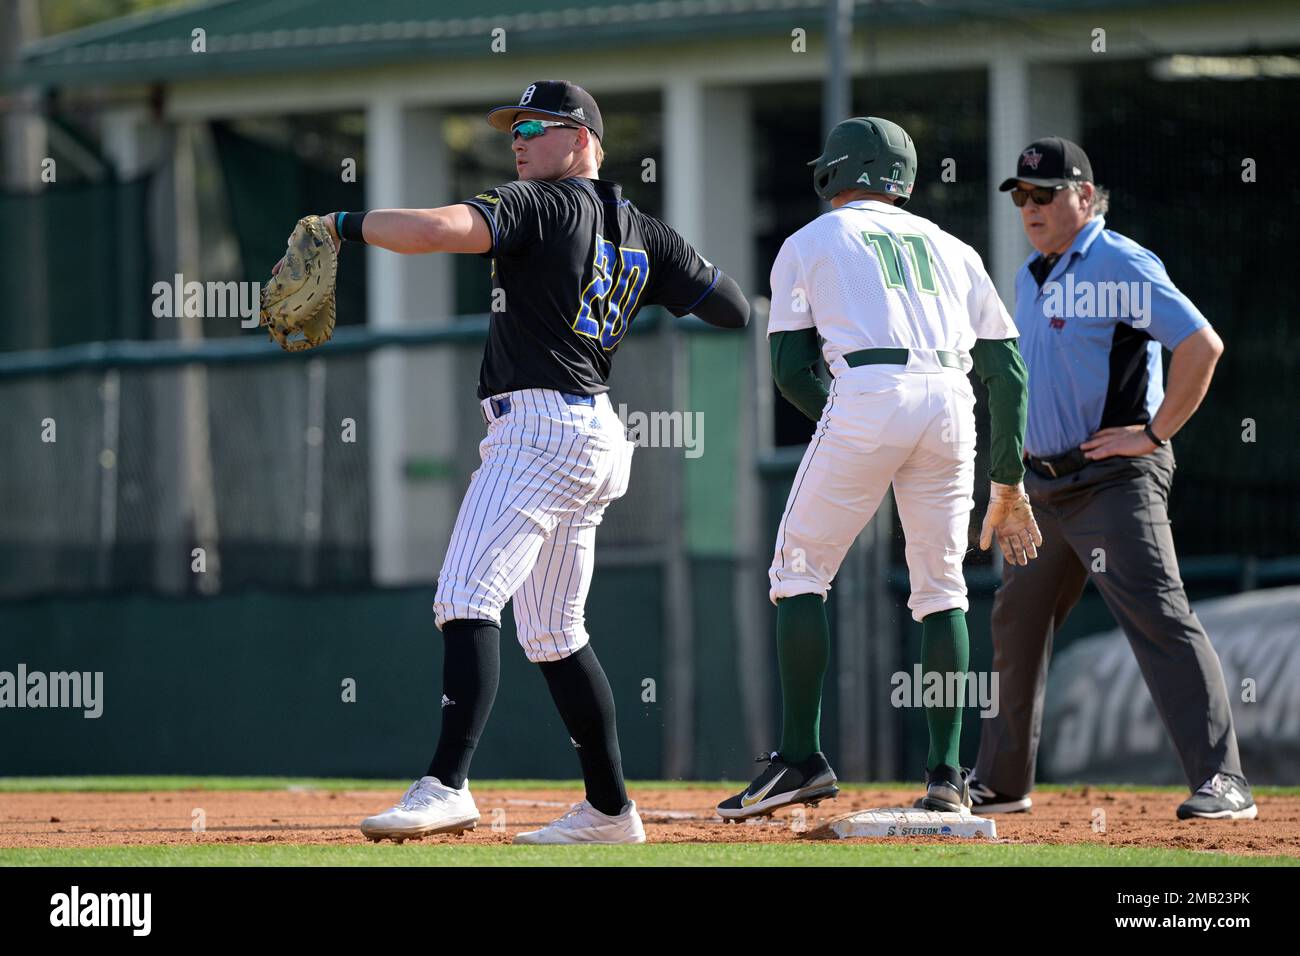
[979,481,1043,566]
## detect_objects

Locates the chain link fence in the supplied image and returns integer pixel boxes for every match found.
[0,315,684,601]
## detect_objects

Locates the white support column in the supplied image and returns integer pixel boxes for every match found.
[663,78,707,246]
[1,90,46,189]
[366,98,456,585]
[1028,65,1081,147]
[3,88,48,352]
[1,1,44,190]
[989,55,1033,302]
[366,102,451,326]
[100,108,167,179]
[663,80,755,292]
[700,87,756,294]
[696,87,769,762]
[661,78,758,775]
[101,109,194,591]
[988,57,1082,300]
[660,76,706,778]
[367,98,405,587]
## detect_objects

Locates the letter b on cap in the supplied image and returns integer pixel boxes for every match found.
[519,84,536,106]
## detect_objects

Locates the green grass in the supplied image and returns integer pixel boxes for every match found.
[4,776,1298,796]
[1,842,1294,867]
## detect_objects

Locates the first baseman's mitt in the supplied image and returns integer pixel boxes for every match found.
[259,215,338,352]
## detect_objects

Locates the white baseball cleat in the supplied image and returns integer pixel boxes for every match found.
[360,776,480,843]
[513,799,646,845]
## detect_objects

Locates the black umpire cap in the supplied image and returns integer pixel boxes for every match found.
[486,80,604,142]
[998,136,1093,191]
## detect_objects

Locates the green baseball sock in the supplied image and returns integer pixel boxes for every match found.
[922,608,970,771]
[776,593,830,764]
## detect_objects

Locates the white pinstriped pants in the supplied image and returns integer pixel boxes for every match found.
[433,388,634,662]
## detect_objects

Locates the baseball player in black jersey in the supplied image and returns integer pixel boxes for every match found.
[325,81,749,844]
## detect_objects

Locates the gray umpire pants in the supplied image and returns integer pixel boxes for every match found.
[973,444,1242,796]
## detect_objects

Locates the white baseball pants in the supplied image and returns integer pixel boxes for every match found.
[769,359,977,622]
[434,388,634,662]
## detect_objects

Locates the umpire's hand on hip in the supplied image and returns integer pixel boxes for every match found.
[979,481,1043,566]
[1080,424,1157,460]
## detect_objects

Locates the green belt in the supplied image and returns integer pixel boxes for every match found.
[843,347,962,370]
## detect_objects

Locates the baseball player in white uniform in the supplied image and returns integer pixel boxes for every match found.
[719,117,1042,820]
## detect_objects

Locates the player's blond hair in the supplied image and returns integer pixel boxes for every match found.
[593,136,605,169]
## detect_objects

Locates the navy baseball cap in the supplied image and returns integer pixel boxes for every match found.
[998,137,1093,191]
[486,80,604,141]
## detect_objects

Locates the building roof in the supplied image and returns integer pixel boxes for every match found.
[9,0,1196,89]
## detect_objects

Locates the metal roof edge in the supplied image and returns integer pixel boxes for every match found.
[7,0,1254,92]
[21,0,241,58]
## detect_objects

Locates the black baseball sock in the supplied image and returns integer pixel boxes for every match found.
[538,645,628,817]
[426,619,501,790]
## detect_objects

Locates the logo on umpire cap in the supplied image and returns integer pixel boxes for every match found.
[1021,148,1043,170]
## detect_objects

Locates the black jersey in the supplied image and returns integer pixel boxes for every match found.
[462,177,720,399]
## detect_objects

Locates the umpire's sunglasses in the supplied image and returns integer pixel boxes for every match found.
[511,119,581,141]
[1010,184,1068,207]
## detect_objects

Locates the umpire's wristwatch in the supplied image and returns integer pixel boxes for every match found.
[1143,423,1168,448]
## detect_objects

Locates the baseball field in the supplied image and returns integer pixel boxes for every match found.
[2,777,1297,866]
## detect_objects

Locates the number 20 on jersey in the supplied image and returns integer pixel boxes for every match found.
[573,236,650,350]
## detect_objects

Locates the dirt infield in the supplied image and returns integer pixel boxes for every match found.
[2,786,1296,856]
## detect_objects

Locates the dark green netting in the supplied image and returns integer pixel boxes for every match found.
[0,173,152,351]
[211,120,368,328]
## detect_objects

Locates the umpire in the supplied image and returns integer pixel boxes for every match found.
[969,137,1256,820]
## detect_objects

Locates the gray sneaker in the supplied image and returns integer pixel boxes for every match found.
[920,765,972,813]
[1176,773,1257,821]
[967,775,1032,813]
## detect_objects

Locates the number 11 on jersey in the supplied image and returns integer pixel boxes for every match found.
[573,236,651,350]
[862,231,938,295]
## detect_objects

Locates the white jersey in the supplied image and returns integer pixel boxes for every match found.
[767,198,1017,375]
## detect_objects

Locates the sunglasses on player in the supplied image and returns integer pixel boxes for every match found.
[1010,184,1069,207]
[511,119,582,141]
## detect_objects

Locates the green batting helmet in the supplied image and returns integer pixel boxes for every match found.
[808,117,918,205]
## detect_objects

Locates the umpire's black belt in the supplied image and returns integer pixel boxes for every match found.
[1025,447,1090,480]
[842,347,962,370]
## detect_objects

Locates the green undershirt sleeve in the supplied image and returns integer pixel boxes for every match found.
[770,329,831,424]
[970,337,1029,485]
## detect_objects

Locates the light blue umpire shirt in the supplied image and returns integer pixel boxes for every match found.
[1014,215,1210,459]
